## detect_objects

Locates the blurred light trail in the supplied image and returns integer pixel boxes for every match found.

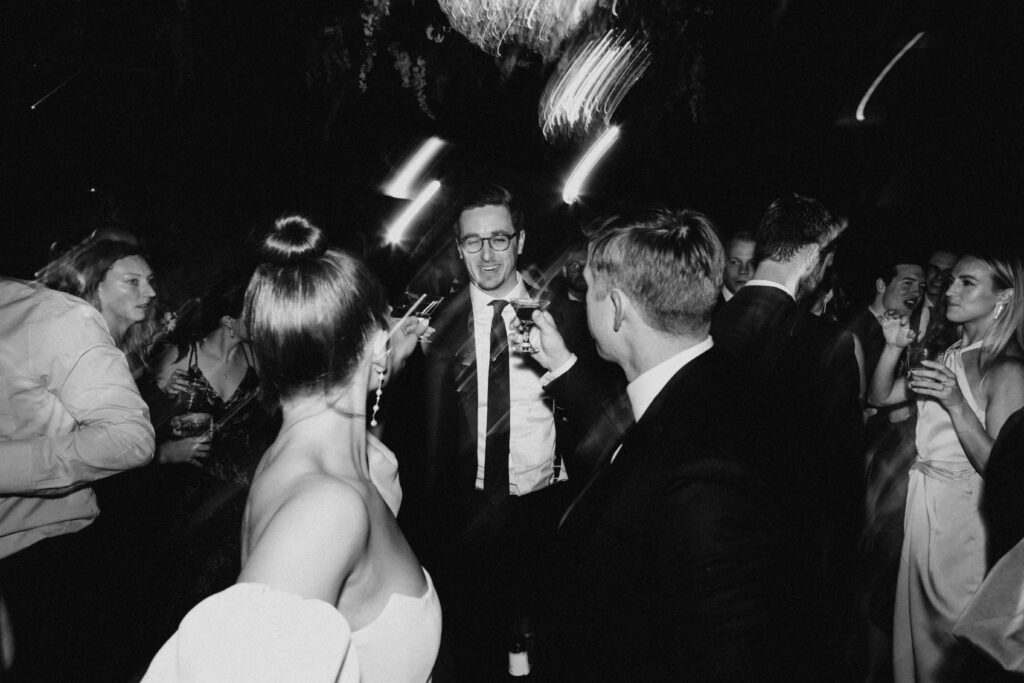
[383,137,447,199]
[562,125,620,204]
[438,0,599,63]
[30,70,82,110]
[856,32,925,122]
[386,180,442,245]
[540,30,651,142]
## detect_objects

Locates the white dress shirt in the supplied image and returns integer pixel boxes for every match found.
[0,279,155,559]
[469,275,559,495]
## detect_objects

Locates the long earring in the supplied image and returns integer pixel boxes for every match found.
[994,302,1006,320]
[227,322,236,338]
[370,366,385,427]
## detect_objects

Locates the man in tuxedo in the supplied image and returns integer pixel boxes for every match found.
[393,184,579,679]
[711,194,862,677]
[523,208,785,680]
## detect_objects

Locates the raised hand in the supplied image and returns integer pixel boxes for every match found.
[879,310,916,348]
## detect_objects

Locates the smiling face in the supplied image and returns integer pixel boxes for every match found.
[723,239,756,294]
[456,204,523,298]
[945,256,1009,326]
[879,264,926,316]
[95,255,156,331]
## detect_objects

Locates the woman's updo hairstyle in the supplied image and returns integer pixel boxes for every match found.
[244,215,387,401]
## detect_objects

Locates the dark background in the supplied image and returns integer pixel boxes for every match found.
[3,0,1023,306]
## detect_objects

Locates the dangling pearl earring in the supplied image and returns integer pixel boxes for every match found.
[227,322,236,338]
[994,302,1006,320]
[370,366,385,427]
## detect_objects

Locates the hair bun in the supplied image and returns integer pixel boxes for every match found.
[259,216,328,266]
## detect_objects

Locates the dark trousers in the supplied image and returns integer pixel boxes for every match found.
[428,482,572,682]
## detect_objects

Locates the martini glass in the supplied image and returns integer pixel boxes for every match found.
[509,298,550,353]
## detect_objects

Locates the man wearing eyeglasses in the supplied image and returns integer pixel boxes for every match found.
[400,183,577,680]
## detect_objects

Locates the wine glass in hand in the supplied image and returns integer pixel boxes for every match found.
[509,299,550,353]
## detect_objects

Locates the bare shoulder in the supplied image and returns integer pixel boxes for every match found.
[271,475,370,549]
[985,356,1024,399]
[240,473,370,601]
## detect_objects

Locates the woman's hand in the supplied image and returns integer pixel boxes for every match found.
[908,359,964,410]
[879,310,916,348]
[157,433,213,467]
[387,316,429,381]
[162,368,190,396]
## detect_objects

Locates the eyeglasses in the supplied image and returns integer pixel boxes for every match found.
[458,232,518,253]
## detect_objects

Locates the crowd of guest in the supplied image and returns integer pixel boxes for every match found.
[1,184,1023,682]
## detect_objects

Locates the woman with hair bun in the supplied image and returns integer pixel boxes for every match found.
[869,252,1024,682]
[145,216,439,682]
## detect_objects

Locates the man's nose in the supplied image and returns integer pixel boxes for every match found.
[480,240,495,259]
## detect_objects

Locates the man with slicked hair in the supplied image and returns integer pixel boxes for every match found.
[523,208,786,681]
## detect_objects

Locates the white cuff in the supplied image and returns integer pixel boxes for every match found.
[539,354,578,387]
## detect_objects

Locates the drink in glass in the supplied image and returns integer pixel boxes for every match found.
[174,412,213,437]
[509,299,549,353]
[905,345,936,379]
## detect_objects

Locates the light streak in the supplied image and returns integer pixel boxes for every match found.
[30,70,82,110]
[382,137,447,199]
[438,0,601,63]
[386,180,442,245]
[856,32,925,122]
[540,30,651,142]
[562,125,620,204]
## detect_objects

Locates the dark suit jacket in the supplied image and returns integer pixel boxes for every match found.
[545,348,787,681]
[386,284,593,526]
[711,284,862,675]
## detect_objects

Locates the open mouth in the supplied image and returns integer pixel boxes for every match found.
[903,297,919,309]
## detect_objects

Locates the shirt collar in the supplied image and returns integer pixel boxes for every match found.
[626,337,714,422]
[744,279,795,300]
[722,286,734,302]
[469,273,526,317]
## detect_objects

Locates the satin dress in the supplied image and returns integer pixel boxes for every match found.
[894,340,987,682]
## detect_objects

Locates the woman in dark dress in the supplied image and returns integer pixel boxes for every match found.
[152,273,276,614]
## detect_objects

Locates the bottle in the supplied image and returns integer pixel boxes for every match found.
[508,630,530,677]
[508,612,532,678]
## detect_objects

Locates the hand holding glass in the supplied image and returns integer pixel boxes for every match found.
[509,299,550,353]
[905,346,936,379]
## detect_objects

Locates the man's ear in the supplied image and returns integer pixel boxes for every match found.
[516,231,525,256]
[876,278,887,295]
[610,289,625,332]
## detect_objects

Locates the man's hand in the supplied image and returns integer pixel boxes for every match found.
[509,309,573,372]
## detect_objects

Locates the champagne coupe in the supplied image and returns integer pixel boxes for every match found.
[509,298,550,353]
[392,292,445,342]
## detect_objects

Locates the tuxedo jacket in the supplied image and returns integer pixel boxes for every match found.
[545,348,787,681]
[711,285,862,675]
[711,285,861,506]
